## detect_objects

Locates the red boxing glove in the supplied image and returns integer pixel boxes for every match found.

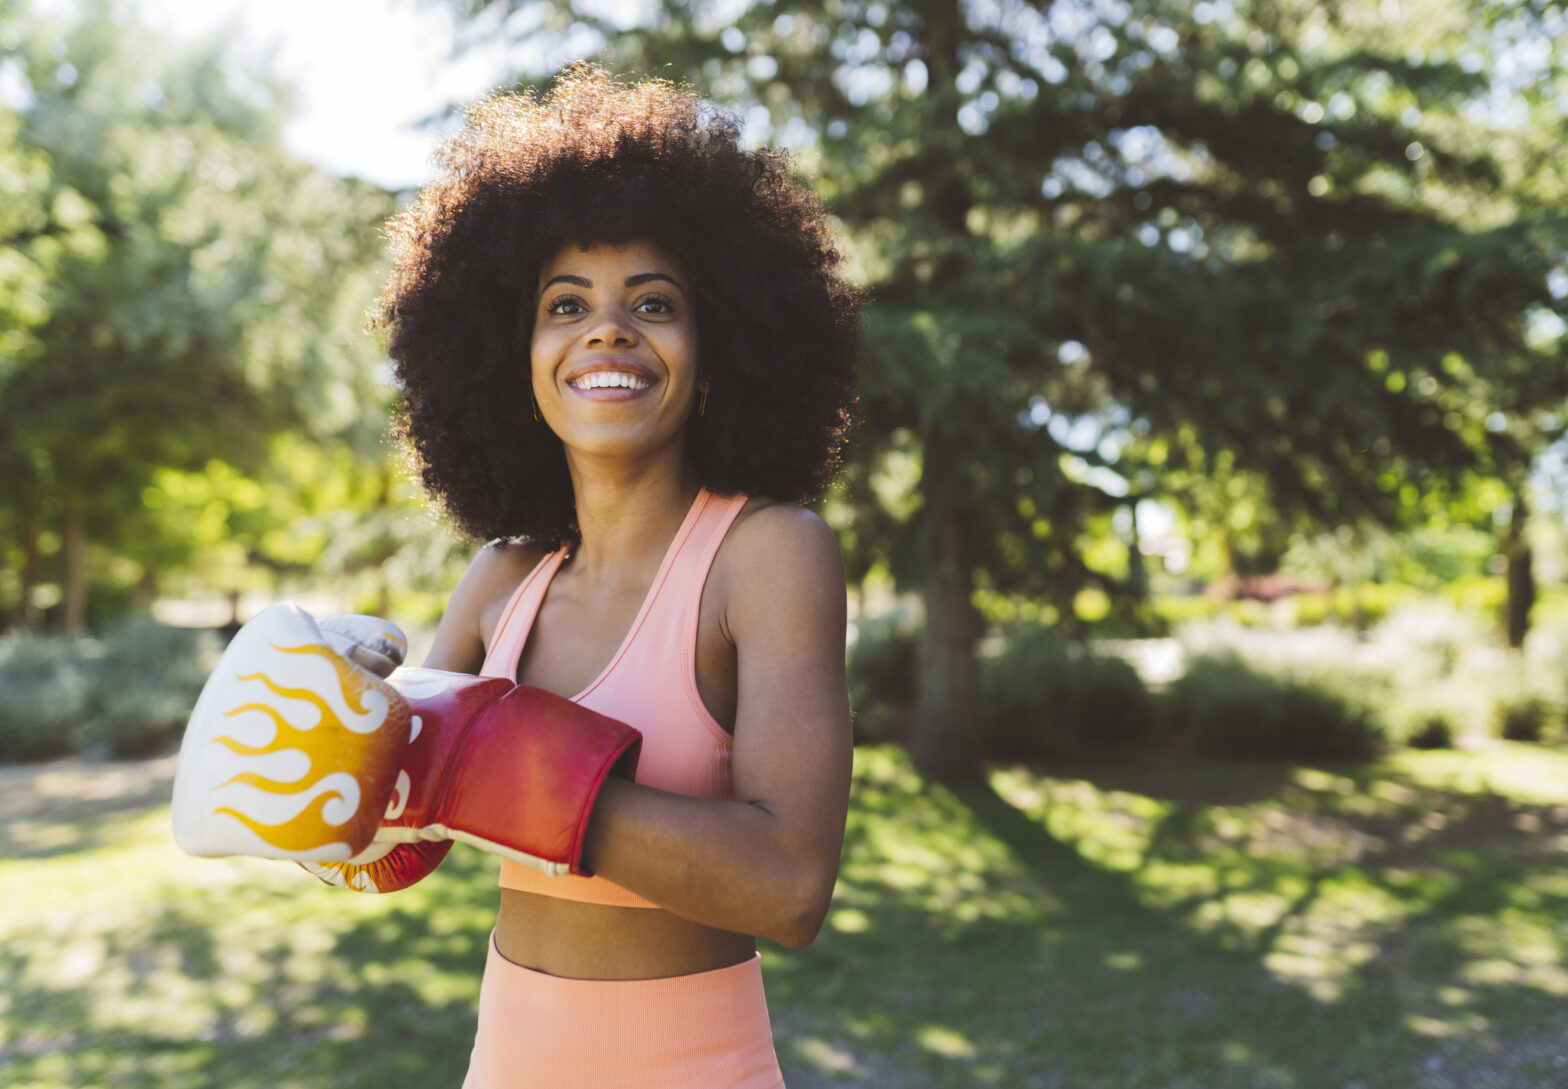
[300,838,454,894]
[299,616,454,893]
[304,668,642,894]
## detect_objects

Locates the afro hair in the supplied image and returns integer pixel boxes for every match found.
[373,64,860,548]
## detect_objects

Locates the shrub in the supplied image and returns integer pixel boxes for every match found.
[847,614,919,745]
[1368,601,1492,681]
[0,619,218,763]
[1524,613,1568,707]
[88,620,218,757]
[1442,576,1508,622]
[1406,714,1455,750]
[1162,654,1385,762]
[979,625,1155,760]
[1480,646,1566,746]
[1381,682,1473,750]
[1178,618,1394,713]
[1495,695,1554,743]
[0,633,94,761]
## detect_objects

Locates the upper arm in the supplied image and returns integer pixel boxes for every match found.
[422,542,539,673]
[724,507,853,885]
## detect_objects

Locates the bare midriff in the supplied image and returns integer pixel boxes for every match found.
[495,889,757,980]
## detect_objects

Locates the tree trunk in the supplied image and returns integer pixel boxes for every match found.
[912,517,982,781]
[1505,490,1534,650]
[134,566,158,614]
[1127,501,1147,599]
[63,503,87,636]
[903,0,980,780]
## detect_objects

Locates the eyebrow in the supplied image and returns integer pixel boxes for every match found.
[538,272,685,299]
[625,273,682,290]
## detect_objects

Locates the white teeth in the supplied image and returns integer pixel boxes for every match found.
[572,372,651,390]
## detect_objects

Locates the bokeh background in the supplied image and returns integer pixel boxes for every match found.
[2,0,1567,1086]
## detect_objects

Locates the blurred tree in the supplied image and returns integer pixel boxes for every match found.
[0,86,58,628]
[436,0,1568,777]
[0,0,401,632]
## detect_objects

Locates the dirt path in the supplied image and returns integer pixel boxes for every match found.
[0,752,178,856]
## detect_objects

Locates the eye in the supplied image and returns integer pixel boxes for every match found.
[633,293,674,315]
[545,294,586,315]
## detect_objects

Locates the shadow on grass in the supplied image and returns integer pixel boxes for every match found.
[770,778,1335,1088]
[5,749,1567,1088]
[1025,750,1302,808]
[769,753,1568,1089]
[1,847,498,1089]
[0,754,180,862]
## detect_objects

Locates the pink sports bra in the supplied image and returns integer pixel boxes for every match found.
[480,488,747,908]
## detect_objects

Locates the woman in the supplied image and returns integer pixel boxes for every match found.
[375,66,861,1087]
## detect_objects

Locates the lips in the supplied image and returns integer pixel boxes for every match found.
[563,357,658,399]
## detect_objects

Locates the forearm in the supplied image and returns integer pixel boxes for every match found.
[581,777,841,948]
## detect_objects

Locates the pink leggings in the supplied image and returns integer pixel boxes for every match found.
[462,932,785,1088]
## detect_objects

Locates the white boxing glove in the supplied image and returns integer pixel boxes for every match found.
[317,614,408,679]
[171,603,413,863]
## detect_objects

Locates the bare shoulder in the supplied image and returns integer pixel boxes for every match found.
[716,499,846,642]
[439,539,542,616]
[424,538,551,670]
[461,538,552,625]
[723,498,844,577]
[469,538,550,588]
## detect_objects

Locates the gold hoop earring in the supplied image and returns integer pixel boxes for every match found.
[531,394,542,422]
[698,385,709,417]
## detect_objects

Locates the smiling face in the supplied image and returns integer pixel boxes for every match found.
[530,239,702,466]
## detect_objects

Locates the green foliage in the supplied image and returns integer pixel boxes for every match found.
[86,620,216,757]
[1441,574,1509,622]
[0,0,404,628]
[369,0,1568,775]
[1182,617,1393,700]
[1473,635,1568,744]
[1163,654,1386,761]
[10,743,1568,1087]
[863,587,1558,763]
[0,619,216,761]
[1153,593,1258,627]
[1525,609,1568,705]
[846,613,918,745]
[0,106,53,373]
[1495,694,1556,743]
[0,632,93,760]
[494,0,1568,573]
[1283,520,1501,590]
[1381,679,1470,750]
[1156,581,1427,630]
[979,625,1155,759]
[1162,597,1568,752]
[1406,714,1456,750]
[1369,599,1492,679]
[1286,583,1424,628]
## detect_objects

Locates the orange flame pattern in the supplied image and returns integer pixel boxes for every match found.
[210,643,409,855]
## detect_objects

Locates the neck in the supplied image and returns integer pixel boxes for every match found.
[562,450,702,576]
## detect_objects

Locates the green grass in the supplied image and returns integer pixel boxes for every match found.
[3,744,1567,1087]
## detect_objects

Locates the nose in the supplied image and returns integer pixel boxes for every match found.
[583,316,638,348]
